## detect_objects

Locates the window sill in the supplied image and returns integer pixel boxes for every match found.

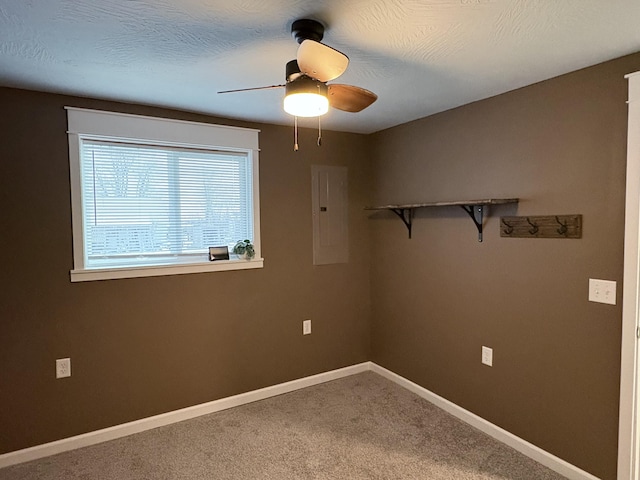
[70,258,264,282]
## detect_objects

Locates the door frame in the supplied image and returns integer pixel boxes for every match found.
[619,71,640,480]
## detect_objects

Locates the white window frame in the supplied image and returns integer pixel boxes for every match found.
[66,107,262,282]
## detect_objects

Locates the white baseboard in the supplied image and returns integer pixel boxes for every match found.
[0,362,369,469]
[370,363,600,480]
[0,361,600,479]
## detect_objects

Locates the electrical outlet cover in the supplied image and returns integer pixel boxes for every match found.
[56,358,71,379]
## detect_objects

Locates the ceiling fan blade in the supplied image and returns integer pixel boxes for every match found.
[218,84,285,94]
[297,40,349,82]
[328,84,377,112]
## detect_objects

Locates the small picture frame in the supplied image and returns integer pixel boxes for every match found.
[209,246,229,261]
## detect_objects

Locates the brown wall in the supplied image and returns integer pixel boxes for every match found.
[0,88,372,453]
[369,52,640,479]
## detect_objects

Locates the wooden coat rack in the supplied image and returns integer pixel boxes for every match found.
[500,215,582,239]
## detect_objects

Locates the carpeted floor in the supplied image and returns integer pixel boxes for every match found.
[0,372,566,479]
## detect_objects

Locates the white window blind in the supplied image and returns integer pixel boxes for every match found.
[66,107,262,281]
[80,140,253,269]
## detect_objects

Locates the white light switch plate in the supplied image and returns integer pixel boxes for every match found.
[482,346,493,367]
[303,319,311,335]
[589,279,617,305]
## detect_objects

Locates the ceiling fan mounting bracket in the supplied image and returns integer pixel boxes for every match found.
[291,19,324,44]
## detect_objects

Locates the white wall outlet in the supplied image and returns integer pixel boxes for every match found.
[481,346,493,367]
[303,319,311,335]
[56,358,71,379]
[589,278,617,305]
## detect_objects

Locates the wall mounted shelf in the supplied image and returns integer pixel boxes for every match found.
[365,198,519,241]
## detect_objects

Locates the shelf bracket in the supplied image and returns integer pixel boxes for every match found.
[391,208,413,238]
[460,205,484,242]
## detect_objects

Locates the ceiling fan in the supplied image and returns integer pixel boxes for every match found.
[218,19,378,118]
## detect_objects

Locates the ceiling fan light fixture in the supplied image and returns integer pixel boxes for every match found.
[284,93,329,117]
[283,77,329,117]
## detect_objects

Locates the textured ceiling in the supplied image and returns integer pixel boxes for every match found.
[1,1,640,134]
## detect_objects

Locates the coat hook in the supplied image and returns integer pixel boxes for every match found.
[555,216,568,236]
[526,217,539,235]
[501,218,514,235]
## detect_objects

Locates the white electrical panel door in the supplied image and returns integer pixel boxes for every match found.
[311,165,348,265]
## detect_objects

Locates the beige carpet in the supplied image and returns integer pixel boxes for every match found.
[0,372,566,479]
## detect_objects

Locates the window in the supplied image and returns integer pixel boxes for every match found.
[66,107,262,282]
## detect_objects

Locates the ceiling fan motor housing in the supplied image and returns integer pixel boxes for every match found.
[285,59,303,82]
[285,75,328,97]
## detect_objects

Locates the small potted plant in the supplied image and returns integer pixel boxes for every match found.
[232,239,255,260]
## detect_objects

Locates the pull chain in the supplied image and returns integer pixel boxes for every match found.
[317,115,322,146]
[294,116,299,151]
